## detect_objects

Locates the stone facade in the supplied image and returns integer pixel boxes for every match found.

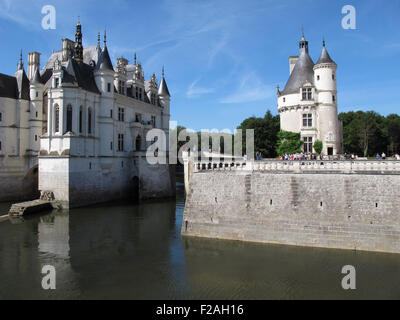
[182,160,400,254]
[1,21,175,207]
[278,35,343,155]
[0,54,43,201]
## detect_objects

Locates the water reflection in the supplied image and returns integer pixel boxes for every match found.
[0,181,400,299]
[39,213,70,258]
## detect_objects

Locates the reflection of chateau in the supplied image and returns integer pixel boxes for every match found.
[0,20,175,207]
[277,34,343,155]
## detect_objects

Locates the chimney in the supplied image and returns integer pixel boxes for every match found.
[62,38,75,62]
[28,52,41,80]
[289,56,298,74]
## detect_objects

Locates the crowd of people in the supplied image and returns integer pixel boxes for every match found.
[253,151,400,161]
[278,153,321,161]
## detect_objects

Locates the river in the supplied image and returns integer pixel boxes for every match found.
[0,180,399,299]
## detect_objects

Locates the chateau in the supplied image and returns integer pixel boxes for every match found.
[0,21,175,207]
[277,34,343,155]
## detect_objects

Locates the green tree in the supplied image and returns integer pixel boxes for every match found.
[237,110,280,158]
[314,140,323,155]
[385,114,400,155]
[339,111,387,157]
[276,130,303,155]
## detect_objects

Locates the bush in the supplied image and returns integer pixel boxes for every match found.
[314,140,323,155]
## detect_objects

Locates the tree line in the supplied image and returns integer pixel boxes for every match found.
[238,110,400,158]
[172,110,400,159]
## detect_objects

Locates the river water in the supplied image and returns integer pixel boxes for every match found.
[0,180,399,300]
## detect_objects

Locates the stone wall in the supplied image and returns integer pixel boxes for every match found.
[0,156,39,202]
[182,168,400,254]
[39,154,175,209]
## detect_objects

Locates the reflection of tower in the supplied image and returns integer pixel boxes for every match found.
[38,213,70,258]
[37,213,78,298]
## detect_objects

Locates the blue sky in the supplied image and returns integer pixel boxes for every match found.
[0,0,399,131]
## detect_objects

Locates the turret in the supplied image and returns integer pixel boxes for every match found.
[158,66,171,131]
[30,67,44,151]
[30,67,43,99]
[14,51,30,101]
[313,40,340,155]
[14,51,30,156]
[314,40,337,92]
[94,31,114,98]
[94,31,115,156]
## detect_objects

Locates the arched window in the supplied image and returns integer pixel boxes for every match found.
[54,104,60,133]
[136,135,142,151]
[79,106,83,133]
[66,105,73,133]
[88,108,92,135]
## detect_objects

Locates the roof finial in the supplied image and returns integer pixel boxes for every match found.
[77,16,80,25]
[162,65,165,78]
[323,37,326,47]
[97,31,101,47]
[104,29,107,47]
[301,26,304,39]
[134,50,137,65]
[17,49,23,70]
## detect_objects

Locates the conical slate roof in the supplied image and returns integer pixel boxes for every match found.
[14,67,30,100]
[282,50,315,95]
[316,43,335,65]
[158,76,170,96]
[32,67,42,84]
[95,46,113,71]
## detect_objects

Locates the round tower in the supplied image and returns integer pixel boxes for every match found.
[158,67,171,150]
[30,67,44,151]
[94,31,114,99]
[313,40,340,155]
[94,31,115,156]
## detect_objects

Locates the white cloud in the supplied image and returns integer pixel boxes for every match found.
[186,79,215,99]
[219,72,274,104]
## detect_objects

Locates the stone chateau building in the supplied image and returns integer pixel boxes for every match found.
[0,21,175,207]
[277,34,343,155]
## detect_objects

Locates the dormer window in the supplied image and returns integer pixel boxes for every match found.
[302,88,312,100]
[55,78,59,88]
[317,75,320,81]
[0,112,2,122]
[107,83,111,92]
[283,98,286,103]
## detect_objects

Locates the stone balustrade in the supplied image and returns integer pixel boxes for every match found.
[191,159,400,174]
